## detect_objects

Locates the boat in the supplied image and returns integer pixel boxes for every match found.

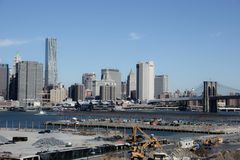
[35,110,47,115]
[8,107,26,112]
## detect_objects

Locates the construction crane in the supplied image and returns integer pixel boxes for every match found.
[130,126,162,160]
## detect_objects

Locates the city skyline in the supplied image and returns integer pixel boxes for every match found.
[0,0,240,91]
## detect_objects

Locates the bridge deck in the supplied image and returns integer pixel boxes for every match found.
[149,95,240,103]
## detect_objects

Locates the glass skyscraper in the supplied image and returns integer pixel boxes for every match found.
[45,38,57,87]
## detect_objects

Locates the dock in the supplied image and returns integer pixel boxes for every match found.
[45,120,239,134]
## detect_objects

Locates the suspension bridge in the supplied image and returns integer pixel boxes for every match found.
[148,81,240,113]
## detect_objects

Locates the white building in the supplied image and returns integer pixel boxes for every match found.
[178,139,194,149]
[154,75,169,99]
[136,61,155,101]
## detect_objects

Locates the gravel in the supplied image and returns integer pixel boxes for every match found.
[0,135,9,143]
[32,137,65,148]
[208,150,240,160]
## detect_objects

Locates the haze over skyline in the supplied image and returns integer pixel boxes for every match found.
[0,0,240,91]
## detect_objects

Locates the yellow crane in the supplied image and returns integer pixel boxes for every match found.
[130,126,162,160]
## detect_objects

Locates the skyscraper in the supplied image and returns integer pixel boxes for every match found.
[82,73,96,91]
[12,52,22,76]
[45,38,57,87]
[127,69,136,99]
[17,61,43,106]
[121,81,127,99]
[154,75,169,99]
[9,53,22,100]
[136,61,155,101]
[101,69,121,99]
[0,64,9,99]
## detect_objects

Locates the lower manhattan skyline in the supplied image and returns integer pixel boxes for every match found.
[0,0,240,91]
[1,1,240,159]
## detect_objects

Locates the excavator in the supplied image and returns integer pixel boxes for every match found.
[130,126,168,160]
[203,137,223,146]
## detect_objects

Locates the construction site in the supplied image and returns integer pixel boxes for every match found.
[0,115,240,160]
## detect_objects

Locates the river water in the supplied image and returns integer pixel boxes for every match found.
[1,110,240,128]
[1,110,239,139]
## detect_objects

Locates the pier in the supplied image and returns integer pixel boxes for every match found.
[45,120,239,134]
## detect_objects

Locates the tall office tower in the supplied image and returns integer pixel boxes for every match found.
[68,83,85,101]
[154,75,169,99]
[127,69,136,98]
[82,73,96,91]
[9,53,21,100]
[121,81,127,99]
[45,38,57,87]
[101,69,121,99]
[100,84,116,101]
[0,64,9,99]
[16,61,43,106]
[136,61,155,101]
[12,52,22,76]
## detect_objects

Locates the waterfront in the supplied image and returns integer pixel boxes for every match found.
[1,110,240,138]
[1,110,240,125]
[1,110,240,159]
[0,111,207,139]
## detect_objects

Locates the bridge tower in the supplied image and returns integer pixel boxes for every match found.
[203,81,218,112]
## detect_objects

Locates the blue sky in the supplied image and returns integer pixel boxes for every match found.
[0,0,240,91]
